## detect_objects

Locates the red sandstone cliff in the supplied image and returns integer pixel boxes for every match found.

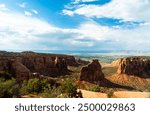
[0,51,79,82]
[117,57,150,78]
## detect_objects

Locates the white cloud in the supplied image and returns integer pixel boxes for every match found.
[73,0,98,4]
[24,11,32,16]
[64,0,150,22]
[18,2,27,8]
[0,2,150,51]
[0,7,90,50]
[62,9,74,16]
[0,4,8,11]
[32,10,38,14]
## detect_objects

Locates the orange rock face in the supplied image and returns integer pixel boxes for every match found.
[111,59,122,67]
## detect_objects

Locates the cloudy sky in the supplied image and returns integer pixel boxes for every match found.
[0,0,150,52]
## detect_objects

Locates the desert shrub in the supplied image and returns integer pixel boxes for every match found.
[60,78,77,97]
[107,89,114,98]
[0,71,12,80]
[20,78,50,95]
[0,78,17,97]
[89,85,101,92]
[41,86,62,98]
[89,85,112,93]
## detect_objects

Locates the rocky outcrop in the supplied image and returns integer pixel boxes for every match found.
[117,57,150,77]
[80,59,104,83]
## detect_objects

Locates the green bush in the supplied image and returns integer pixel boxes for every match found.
[20,78,50,95]
[0,78,17,97]
[60,78,77,97]
[89,85,101,92]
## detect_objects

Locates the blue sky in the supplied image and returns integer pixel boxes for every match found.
[0,0,150,52]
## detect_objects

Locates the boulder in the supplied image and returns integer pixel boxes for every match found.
[80,59,104,83]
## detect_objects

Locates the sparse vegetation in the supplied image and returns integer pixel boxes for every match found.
[88,85,115,97]
[89,85,101,92]
[60,78,77,97]
[20,78,50,95]
[0,78,17,97]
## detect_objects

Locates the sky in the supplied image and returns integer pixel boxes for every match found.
[0,0,150,52]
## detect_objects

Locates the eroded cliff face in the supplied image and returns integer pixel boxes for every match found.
[0,57,30,82]
[0,52,79,82]
[19,53,69,77]
[80,59,104,83]
[117,57,150,77]
[111,59,122,67]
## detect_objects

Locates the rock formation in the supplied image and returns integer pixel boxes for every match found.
[80,59,104,83]
[0,51,80,82]
[117,57,150,77]
[0,58,30,82]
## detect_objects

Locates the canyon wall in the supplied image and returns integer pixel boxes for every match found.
[0,52,79,82]
[117,57,150,77]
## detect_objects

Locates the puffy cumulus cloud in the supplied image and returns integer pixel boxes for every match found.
[63,0,150,22]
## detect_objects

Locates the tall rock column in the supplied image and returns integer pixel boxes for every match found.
[80,59,104,83]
